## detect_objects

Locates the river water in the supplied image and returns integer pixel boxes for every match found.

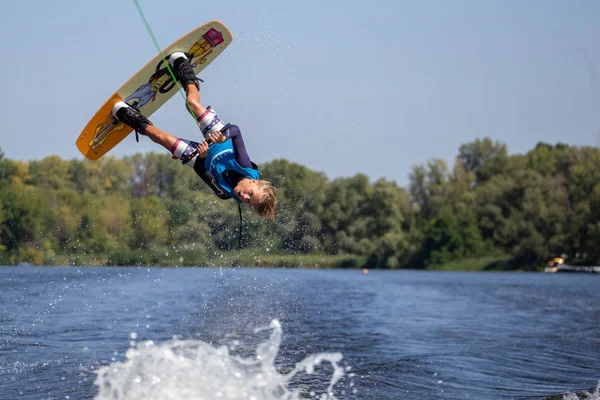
[0,266,599,399]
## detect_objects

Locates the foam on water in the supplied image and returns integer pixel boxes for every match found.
[561,382,600,400]
[94,320,346,400]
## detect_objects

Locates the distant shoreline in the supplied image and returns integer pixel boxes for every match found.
[3,254,540,272]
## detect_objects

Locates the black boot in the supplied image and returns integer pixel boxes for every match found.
[111,101,153,142]
[168,52,203,89]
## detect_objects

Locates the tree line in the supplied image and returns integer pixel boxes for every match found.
[0,138,598,269]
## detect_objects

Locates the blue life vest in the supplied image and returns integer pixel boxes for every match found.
[204,140,260,202]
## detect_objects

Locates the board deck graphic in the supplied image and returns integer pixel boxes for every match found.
[77,20,233,160]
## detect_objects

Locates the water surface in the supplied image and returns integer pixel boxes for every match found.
[1,266,599,399]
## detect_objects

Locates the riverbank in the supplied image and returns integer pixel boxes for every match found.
[428,256,515,271]
[1,248,529,271]
[11,249,366,269]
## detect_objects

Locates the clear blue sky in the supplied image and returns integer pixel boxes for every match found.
[1,0,598,185]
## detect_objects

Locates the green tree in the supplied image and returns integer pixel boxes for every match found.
[48,188,80,248]
[320,174,372,255]
[100,195,133,245]
[0,148,17,190]
[68,157,134,196]
[29,155,72,191]
[261,159,328,252]
[421,211,464,266]
[526,142,569,176]
[0,186,56,251]
[163,197,213,248]
[459,138,509,184]
[360,179,416,268]
[7,161,32,187]
[129,196,169,249]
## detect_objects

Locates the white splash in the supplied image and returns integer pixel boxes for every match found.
[94,320,345,400]
[562,381,600,400]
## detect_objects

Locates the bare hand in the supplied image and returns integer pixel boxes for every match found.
[196,141,209,158]
[207,131,226,144]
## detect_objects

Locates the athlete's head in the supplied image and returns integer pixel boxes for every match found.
[234,179,278,220]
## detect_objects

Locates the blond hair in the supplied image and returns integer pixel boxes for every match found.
[254,180,277,220]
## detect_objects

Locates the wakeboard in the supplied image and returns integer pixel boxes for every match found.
[76,20,233,160]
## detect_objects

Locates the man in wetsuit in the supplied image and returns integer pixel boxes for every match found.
[111,52,277,220]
